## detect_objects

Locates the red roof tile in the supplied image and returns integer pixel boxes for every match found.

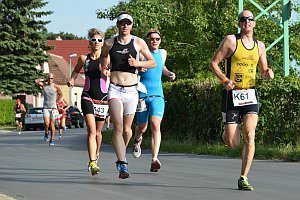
[47,40,90,74]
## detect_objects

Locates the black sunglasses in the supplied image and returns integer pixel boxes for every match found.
[49,78,54,80]
[90,38,103,43]
[118,20,132,26]
[239,16,255,22]
[148,38,161,42]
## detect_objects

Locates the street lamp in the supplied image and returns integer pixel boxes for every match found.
[69,53,77,106]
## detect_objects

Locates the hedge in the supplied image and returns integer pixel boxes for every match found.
[162,75,300,145]
[0,99,17,126]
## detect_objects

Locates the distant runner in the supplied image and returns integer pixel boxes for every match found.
[14,99,26,135]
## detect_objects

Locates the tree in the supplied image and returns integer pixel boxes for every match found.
[46,31,86,40]
[96,0,299,79]
[0,0,52,96]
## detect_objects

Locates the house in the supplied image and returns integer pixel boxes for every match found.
[45,39,90,111]
[29,39,90,111]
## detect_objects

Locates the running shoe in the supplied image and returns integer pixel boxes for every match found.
[49,140,55,146]
[119,163,129,179]
[88,161,100,176]
[44,135,49,142]
[133,136,142,158]
[150,159,161,172]
[115,161,121,171]
[18,131,21,135]
[238,176,254,191]
[58,135,62,140]
[88,155,100,172]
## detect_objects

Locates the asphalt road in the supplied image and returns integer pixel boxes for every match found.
[0,128,299,200]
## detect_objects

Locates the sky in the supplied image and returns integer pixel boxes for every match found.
[42,0,123,38]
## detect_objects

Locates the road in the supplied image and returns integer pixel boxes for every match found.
[0,128,299,200]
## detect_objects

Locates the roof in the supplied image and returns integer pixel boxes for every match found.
[47,40,90,73]
[48,54,84,87]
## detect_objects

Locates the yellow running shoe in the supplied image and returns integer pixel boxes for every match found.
[238,176,254,191]
[88,161,100,176]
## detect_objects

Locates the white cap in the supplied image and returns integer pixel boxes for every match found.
[117,14,133,23]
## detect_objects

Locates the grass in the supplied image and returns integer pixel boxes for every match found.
[0,126,16,131]
[102,130,300,162]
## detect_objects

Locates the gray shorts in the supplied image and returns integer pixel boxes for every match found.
[43,108,59,119]
[108,83,138,115]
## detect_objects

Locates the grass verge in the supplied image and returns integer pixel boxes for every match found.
[102,130,300,162]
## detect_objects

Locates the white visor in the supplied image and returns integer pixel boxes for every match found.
[117,14,133,23]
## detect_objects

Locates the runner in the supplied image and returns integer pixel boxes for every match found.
[67,28,109,176]
[35,73,63,146]
[56,98,70,139]
[133,30,176,173]
[210,10,274,190]
[14,99,26,135]
[100,12,156,179]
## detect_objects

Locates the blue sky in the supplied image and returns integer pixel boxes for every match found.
[43,0,122,37]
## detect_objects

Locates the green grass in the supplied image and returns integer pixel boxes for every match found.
[0,126,16,131]
[102,130,300,162]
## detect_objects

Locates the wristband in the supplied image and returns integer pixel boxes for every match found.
[221,78,229,84]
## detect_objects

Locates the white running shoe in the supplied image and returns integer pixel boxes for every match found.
[133,136,142,158]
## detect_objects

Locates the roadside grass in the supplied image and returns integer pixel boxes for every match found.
[102,130,300,162]
[0,126,16,131]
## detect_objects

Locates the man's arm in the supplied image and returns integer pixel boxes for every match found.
[258,41,274,79]
[161,49,176,81]
[35,78,44,88]
[21,104,26,113]
[163,66,176,81]
[210,35,236,90]
[128,38,156,69]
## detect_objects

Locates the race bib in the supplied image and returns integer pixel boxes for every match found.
[15,113,21,118]
[93,104,109,118]
[232,89,257,107]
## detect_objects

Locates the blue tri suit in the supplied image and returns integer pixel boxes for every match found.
[137,49,165,124]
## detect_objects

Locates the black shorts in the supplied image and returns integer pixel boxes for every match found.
[81,99,104,122]
[15,117,22,122]
[221,89,259,124]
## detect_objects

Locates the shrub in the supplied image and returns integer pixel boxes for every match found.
[162,75,300,145]
[0,99,16,126]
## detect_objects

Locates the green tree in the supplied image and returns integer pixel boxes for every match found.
[0,0,52,96]
[96,0,299,79]
[46,31,85,40]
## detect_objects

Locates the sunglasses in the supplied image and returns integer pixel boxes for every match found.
[49,78,54,79]
[148,38,161,42]
[239,16,255,22]
[118,20,132,26]
[90,38,103,43]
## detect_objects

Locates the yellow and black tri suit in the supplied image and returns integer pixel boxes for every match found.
[222,34,260,124]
